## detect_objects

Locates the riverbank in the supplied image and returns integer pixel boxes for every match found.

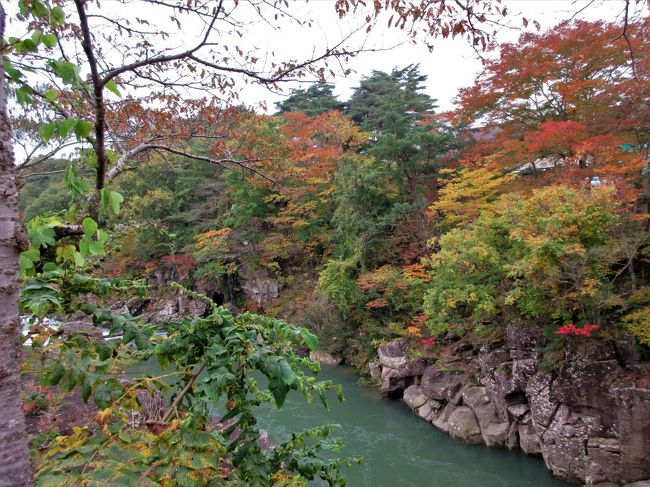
[369,326,650,486]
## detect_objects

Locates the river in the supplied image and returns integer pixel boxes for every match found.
[255,365,570,487]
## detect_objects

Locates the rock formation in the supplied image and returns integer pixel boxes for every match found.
[374,327,650,486]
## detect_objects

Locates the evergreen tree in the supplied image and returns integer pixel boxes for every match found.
[276,83,344,116]
[347,65,452,194]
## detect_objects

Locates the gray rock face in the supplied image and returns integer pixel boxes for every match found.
[377,340,432,398]
[484,422,510,447]
[432,402,457,433]
[378,340,409,369]
[417,401,435,421]
[420,366,468,402]
[518,423,541,455]
[379,326,650,486]
[403,385,428,410]
[616,387,650,483]
[238,262,281,307]
[586,438,621,485]
[463,386,501,444]
[447,406,483,445]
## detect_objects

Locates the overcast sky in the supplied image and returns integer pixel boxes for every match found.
[237,0,640,113]
[6,0,643,115]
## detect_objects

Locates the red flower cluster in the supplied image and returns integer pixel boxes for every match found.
[555,323,600,337]
[420,337,437,347]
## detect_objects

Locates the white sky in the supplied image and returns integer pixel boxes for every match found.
[5,0,641,116]
[236,0,639,113]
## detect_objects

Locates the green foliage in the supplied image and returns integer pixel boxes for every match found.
[622,287,650,346]
[424,185,626,336]
[22,212,357,486]
[276,82,344,116]
[317,256,360,315]
[331,155,410,263]
[222,170,275,228]
[423,213,510,335]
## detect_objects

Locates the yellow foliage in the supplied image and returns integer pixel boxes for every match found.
[623,287,650,346]
[430,167,515,226]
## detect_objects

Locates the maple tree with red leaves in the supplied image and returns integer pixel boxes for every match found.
[454,18,650,198]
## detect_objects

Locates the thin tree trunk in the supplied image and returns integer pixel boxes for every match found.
[0,5,33,486]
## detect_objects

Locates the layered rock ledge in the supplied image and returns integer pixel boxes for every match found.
[374,327,650,486]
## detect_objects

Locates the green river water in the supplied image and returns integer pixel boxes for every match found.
[131,361,570,487]
[255,365,570,487]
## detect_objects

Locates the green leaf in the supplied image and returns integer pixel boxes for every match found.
[19,253,35,274]
[73,251,85,267]
[105,80,121,97]
[82,217,98,237]
[42,33,57,48]
[28,225,56,247]
[31,30,43,44]
[50,6,65,25]
[42,262,59,272]
[109,191,124,215]
[44,89,58,101]
[15,86,33,104]
[81,379,92,403]
[47,363,65,386]
[301,329,318,351]
[20,39,37,52]
[38,122,56,142]
[93,383,113,408]
[58,118,77,138]
[88,240,105,256]
[64,166,90,196]
[74,120,93,139]
[21,246,41,263]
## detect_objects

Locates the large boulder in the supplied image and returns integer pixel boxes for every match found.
[420,365,469,402]
[518,423,541,455]
[378,340,408,369]
[553,358,625,433]
[447,406,483,445]
[479,349,515,420]
[585,437,620,485]
[527,372,559,432]
[417,400,437,422]
[484,422,510,447]
[538,405,590,483]
[463,386,501,444]
[309,351,342,366]
[380,367,407,399]
[432,402,457,433]
[403,385,428,410]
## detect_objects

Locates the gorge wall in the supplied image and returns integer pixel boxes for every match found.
[373,326,650,486]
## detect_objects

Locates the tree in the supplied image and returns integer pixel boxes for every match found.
[455,19,650,188]
[423,185,628,337]
[347,65,456,195]
[0,4,33,486]
[275,83,344,116]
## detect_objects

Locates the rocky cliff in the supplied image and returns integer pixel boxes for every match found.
[374,327,650,486]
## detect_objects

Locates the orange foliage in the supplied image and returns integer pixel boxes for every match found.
[402,263,431,282]
[454,18,650,188]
